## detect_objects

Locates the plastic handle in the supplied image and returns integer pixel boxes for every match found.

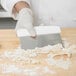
[16,26,61,37]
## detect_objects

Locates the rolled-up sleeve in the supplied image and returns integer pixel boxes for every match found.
[1,0,30,19]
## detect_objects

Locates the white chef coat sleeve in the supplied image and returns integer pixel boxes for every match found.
[1,0,30,20]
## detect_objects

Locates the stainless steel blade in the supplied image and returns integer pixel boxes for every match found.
[19,33,63,50]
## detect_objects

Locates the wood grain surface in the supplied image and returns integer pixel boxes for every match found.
[0,28,76,76]
[0,28,76,50]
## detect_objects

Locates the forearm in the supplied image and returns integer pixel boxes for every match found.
[14,1,36,37]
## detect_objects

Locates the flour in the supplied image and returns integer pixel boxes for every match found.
[0,41,74,75]
[1,64,55,76]
[1,64,23,74]
[24,67,39,76]
[43,66,56,74]
[65,45,76,54]
[45,44,72,69]
[0,43,72,65]
[62,38,76,53]
[46,56,71,69]
[0,64,39,76]
[35,45,53,54]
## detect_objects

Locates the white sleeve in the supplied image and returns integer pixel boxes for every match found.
[1,0,30,19]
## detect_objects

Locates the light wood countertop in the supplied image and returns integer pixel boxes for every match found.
[0,28,76,76]
[0,28,76,50]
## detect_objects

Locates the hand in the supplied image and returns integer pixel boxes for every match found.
[15,8,36,38]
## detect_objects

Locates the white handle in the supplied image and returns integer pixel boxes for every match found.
[16,26,61,37]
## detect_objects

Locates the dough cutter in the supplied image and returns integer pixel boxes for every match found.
[16,26,63,50]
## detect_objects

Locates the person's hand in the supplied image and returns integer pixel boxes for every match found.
[15,8,36,38]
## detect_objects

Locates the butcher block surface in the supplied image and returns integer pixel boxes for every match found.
[0,28,76,76]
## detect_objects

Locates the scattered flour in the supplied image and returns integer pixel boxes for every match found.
[0,64,56,76]
[43,66,56,74]
[1,64,23,74]
[0,64,39,76]
[46,55,71,69]
[0,40,75,75]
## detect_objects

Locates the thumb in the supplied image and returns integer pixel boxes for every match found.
[24,24,36,37]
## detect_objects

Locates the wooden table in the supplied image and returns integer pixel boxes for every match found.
[0,30,19,50]
[0,28,76,76]
[0,28,76,50]
[61,28,76,44]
